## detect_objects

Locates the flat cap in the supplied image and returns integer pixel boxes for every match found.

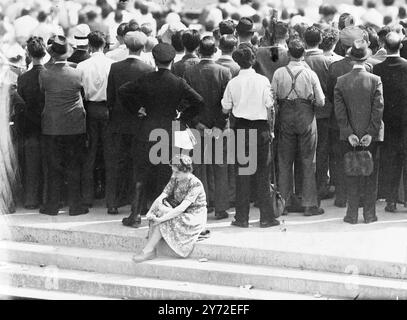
[124,31,148,51]
[152,43,176,63]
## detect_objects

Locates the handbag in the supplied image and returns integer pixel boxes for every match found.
[344,148,374,177]
[270,183,285,218]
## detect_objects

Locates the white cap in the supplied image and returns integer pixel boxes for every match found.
[72,24,90,47]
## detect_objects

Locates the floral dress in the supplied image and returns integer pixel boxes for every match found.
[158,174,207,258]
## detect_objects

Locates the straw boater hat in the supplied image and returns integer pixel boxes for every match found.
[72,24,90,47]
[47,35,73,60]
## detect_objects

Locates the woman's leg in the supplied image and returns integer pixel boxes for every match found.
[143,225,163,253]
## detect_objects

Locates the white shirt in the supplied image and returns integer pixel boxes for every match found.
[222,68,273,121]
[76,52,114,102]
[106,44,128,61]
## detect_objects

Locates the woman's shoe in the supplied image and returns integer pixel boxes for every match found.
[132,250,156,263]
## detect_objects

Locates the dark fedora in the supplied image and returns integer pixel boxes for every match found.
[348,39,371,61]
[47,35,73,60]
[236,17,255,34]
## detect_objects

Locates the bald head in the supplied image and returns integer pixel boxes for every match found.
[385,32,402,54]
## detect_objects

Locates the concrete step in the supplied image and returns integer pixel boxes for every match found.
[0,285,115,300]
[0,262,324,300]
[3,241,407,299]
[5,224,407,281]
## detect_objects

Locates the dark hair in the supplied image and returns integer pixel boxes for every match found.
[360,25,379,53]
[219,34,238,53]
[231,12,241,21]
[86,11,98,21]
[252,14,261,23]
[101,6,112,19]
[26,36,46,59]
[171,155,193,173]
[199,36,217,57]
[126,19,140,33]
[304,26,322,47]
[78,13,87,24]
[182,29,201,52]
[354,0,364,6]
[288,39,305,59]
[219,20,235,35]
[117,22,128,37]
[140,23,153,36]
[383,0,395,6]
[399,7,407,20]
[320,28,339,51]
[88,31,106,49]
[232,45,255,68]
[139,2,149,15]
[114,10,123,23]
[205,20,215,32]
[378,26,392,42]
[367,1,376,8]
[37,11,47,23]
[171,30,185,52]
[383,15,393,25]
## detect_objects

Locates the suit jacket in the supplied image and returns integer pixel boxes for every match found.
[118,68,204,142]
[401,39,407,60]
[171,53,200,78]
[254,46,289,83]
[107,57,155,134]
[304,49,332,119]
[334,68,384,141]
[373,56,407,132]
[17,64,45,136]
[184,60,232,129]
[39,62,85,135]
[68,49,90,65]
[327,56,373,129]
[216,56,240,78]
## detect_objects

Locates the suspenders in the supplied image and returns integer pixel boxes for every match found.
[284,66,303,100]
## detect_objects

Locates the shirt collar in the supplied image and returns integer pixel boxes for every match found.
[54,61,67,65]
[353,64,365,70]
[91,51,105,57]
[201,57,214,61]
[305,48,323,54]
[127,54,142,61]
[387,53,400,58]
[219,55,233,61]
[288,60,304,66]
[239,67,255,74]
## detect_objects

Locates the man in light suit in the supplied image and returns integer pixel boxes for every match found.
[106,31,155,218]
[373,32,407,212]
[334,39,384,224]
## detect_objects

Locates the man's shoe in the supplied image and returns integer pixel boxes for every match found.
[286,205,305,213]
[39,206,58,216]
[214,211,229,220]
[24,205,39,210]
[304,206,325,216]
[385,203,397,213]
[364,216,378,224]
[207,206,215,214]
[132,250,156,263]
[69,207,89,216]
[343,216,357,224]
[231,220,249,228]
[260,219,280,228]
[83,203,93,209]
[122,215,142,228]
[334,200,347,208]
[107,207,119,215]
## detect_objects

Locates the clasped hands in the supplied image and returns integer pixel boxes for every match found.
[348,134,372,147]
[146,203,173,226]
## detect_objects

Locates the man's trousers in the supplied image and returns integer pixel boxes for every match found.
[234,118,275,223]
[342,141,379,220]
[43,134,86,213]
[278,99,318,208]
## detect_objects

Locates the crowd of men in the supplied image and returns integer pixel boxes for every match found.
[2,0,407,227]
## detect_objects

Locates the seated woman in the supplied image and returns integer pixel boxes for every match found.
[133,154,207,262]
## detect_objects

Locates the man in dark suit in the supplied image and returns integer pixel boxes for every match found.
[334,39,384,224]
[39,35,88,216]
[216,35,240,78]
[17,37,46,209]
[106,31,155,216]
[119,43,204,227]
[171,29,201,78]
[304,26,334,201]
[373,32,407,212]
[184,37,232,220]
[327,29,374,208]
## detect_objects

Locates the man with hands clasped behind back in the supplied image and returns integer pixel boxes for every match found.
[334,39,384,225]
